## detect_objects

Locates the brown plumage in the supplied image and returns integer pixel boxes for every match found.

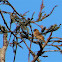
[34,29,45,42]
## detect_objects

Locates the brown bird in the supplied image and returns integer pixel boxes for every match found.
[34,29,45,42]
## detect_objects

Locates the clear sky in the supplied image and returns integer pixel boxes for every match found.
[0,0,62,62]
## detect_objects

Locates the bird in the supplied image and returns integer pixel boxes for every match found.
[34,29,45,42]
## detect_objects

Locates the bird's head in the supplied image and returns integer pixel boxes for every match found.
[34,29,39,32]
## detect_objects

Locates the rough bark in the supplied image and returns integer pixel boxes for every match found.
[0,33,8,62]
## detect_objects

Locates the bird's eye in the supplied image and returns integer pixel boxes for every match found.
[34,29,37,31]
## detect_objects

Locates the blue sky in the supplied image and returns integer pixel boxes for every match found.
[0,0,62,62]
